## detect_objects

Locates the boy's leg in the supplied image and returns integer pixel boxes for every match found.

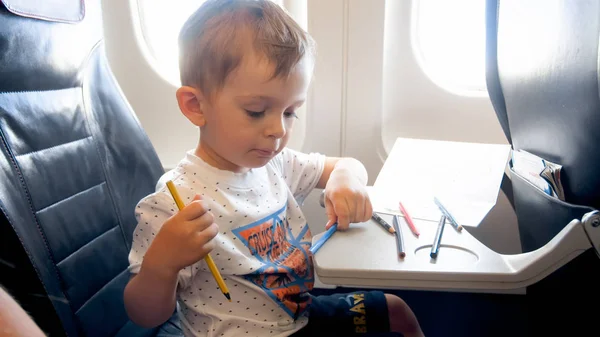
[384,294,424,337]
[294,291,424,337]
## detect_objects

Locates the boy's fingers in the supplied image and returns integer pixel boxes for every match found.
[365,197,373,221]
[325,219,336,230]
[195,222,219,245]
[203,222,219,239]
[357,194,371,222]
[333,199,351,230]
[181,200,209,220]
[348,197,360,223]
[324,197,337,230]
[192,211,215,231]
[353,196,365,223]
[201,239,216,254]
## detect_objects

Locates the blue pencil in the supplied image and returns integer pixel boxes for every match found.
[430,215,446,259]
[310,223,338,255]
[433,197,463,232]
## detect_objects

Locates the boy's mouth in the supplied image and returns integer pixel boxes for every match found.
[254,149,276,157]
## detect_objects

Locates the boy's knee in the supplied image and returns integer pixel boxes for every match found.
[384,294,424,337]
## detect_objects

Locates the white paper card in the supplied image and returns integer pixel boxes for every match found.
[371,138,511,227]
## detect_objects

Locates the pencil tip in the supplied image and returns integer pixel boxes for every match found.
[399,252,405,258]
[389,228,396,234]
[224,293,231,301]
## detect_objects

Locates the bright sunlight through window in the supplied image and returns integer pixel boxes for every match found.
[137,0,285,86]
[413,0,487,95]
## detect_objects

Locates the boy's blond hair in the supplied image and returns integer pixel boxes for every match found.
[178,0,315,96]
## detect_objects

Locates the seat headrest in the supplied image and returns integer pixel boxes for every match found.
[1,0,85,23]
[0,0,99,93]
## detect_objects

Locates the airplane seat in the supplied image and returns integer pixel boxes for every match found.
[485,0,600,334]
[0,1,182,336]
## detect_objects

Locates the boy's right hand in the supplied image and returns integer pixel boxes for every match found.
[142,195,218,278]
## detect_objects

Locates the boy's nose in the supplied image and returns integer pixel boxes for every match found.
[265,116,286,139]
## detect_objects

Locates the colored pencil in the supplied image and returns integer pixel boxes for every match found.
[371,212,396,234]
[433,197,463,232]
[392,215,405,258]
[430,215,446,259]
[398,200,419,237]
[310,223,338,255]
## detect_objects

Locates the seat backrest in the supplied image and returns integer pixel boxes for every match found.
[486,0,600,251]
[0,1,165,336]
[485,1,600,335]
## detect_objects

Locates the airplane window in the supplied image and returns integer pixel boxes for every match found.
[412,0,487,95]
[136,0,294,86]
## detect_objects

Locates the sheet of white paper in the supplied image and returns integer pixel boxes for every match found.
[371,138,511,227]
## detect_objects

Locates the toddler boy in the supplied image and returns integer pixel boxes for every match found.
[124,1,424,336]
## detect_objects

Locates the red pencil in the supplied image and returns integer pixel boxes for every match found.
[398,201,419,237]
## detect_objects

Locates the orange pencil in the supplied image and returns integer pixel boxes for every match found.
[398,201,419,237]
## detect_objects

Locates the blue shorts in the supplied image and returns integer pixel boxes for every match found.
[292,290,397,337]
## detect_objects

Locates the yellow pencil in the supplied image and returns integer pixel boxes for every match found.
[165,180,231,301]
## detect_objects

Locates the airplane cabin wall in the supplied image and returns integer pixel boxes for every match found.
[101,0,521,256]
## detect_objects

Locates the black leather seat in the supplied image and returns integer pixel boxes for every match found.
[486,0,600,335]
[0,1,181,336]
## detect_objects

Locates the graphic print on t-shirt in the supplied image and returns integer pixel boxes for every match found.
[232,205,314,318]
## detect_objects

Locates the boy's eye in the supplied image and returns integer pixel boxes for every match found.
[245,110,265,118]
[284,111,298,119]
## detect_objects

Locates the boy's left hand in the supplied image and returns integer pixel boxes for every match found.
[323,169,373,230]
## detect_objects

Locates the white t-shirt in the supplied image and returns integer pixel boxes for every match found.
[128,148,326,337]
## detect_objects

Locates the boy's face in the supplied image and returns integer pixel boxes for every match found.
[194,52,313,173]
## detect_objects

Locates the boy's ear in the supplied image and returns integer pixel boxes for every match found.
[176,86,207,127]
